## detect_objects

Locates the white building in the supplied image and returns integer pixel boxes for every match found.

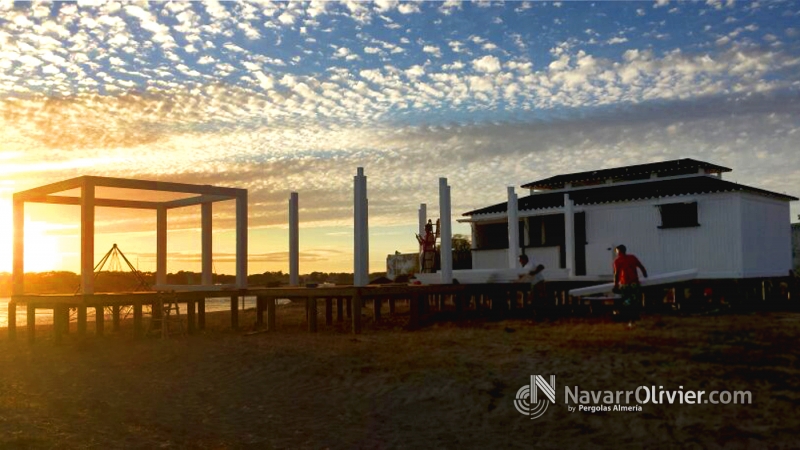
[460,159,796,282]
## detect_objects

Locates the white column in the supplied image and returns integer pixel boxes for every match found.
[236,192,248,289]
[564,193,575,278]
[201,202,213,285]
[81,179,95,294]
[418,203,427,237]
[12,198,24,296]
[507,186,519,268]
[354,168,369,286]
[289,192,299,286]
[156,206,167,286]
[439,178,452,284]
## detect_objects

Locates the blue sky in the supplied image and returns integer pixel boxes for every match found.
[1,0,800,274]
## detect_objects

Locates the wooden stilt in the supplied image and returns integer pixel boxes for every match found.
[112,305,120,331]
[54,305,63,344]
[187,300,196,335]
[409,293,420,329]
[267,297,276,331]
[352,292,362,334]
[77,305,87,336]
[325,298,333,326]
[133,302,143,338]
[336,298,343,322]
[438,294,445,311]
[8,301,16,341]
[230,295,239,330]
[389,298,396,314]
[198,299,206,330]
[308,297,317,333]
[95,306,104,336]
[256,297,264,327]
[27,303,35,344]
[373,297,381,321]
[346,297,352,319]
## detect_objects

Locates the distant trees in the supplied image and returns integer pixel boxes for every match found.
[0,269,391,296]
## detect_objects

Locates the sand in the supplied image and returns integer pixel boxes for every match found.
[0,302,798,449]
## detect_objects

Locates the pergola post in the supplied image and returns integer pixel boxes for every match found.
[12,199,24,297]
[236,192,248,289]
[439,178,452,284]
[201,202,213,285]
[354,168,369,287]
[508,187,520,268]
[564,193,575,277]
[81,179,95,294]
[156,206,167,286]
[289,192,299,286]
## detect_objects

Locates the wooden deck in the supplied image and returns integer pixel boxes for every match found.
[6,283,533,343]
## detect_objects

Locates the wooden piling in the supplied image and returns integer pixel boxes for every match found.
[198,299,206,330]
[77,305,87,336]
[336,298,343,322]
[27,303,35,343]
[389,298,396,314]
[325,298,333,326]
[230,295,239,330]
[308,297,317,333]
[53,305,64,344]
[267,297,276,331]
[8,301,16,341]
[409,293,420,330]
[95,306,104,336]
[187,300,196,335]
[133,302,143,338]
[373,298,381,322]
[112,305,121,331]
[352,292,362,334]
[346,297,352,319]
[256,296,264,327]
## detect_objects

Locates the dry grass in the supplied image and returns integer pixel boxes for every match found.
[1,301,798,449]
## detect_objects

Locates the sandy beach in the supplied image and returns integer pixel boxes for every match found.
[0,301,798,449]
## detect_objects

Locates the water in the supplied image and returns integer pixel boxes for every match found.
[0,296,266,328]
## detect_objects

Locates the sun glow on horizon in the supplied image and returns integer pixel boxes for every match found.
[0,199,64,273]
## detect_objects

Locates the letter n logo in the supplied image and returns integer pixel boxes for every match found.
[514,375,556,419]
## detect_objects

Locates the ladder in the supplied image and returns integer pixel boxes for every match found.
[148,291,184,338]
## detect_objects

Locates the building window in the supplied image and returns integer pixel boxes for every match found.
[526,214,565,247]
[658,202,699,229]
[475,222,509,250]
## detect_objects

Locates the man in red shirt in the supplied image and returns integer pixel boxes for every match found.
[612,245,648,327]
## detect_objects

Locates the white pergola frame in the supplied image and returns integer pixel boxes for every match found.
[12,175,248,296]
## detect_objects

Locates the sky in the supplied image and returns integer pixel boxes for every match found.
[1,0,800,276]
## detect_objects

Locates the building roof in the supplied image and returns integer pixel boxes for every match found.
[521,158,732,191]
[463,175,797,217]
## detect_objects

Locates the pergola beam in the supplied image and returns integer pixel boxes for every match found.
[24,195,162,210]
[13,177,85,201]
[89,176,245,197]
[165,194,234,209]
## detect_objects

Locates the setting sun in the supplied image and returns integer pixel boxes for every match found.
[0,199,63,273]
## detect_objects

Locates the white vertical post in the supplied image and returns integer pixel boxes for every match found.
[439,178,452,284]
[418,203,427,237]
[201,202,213,285]
[156,206,167,286]
[12,198,24,296]
[236,192,248,289]
[354,168,369,286]
[507,186,520,268]
[81,179,95,294]
[564,193,575,278]
[289,192,299,286]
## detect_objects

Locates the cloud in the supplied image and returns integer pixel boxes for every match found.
[472,55,501,73]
